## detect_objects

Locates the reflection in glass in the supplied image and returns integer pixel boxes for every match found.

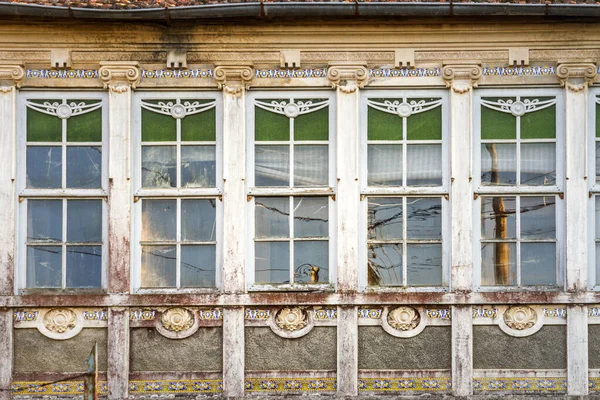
[142,146,176,188]
[520,143,556,185]
[181,245,216,287]
[141,245,176,287]
[66,146,102,188]
[368,197,403,240]
[255,197,289,239]
[255,241,289,284]
[27,146,62,188]
[520,196,555,239]
[367,144,402,186]
[28,199,62,243]
[481,197,516,239]
[407,244,442,286]
[406,144,442,186]
[66,246,101,288]
[406,197,442,239]
[182,199,216,242]
[67,200,102,243]
[481,242,516,286]
[481,143,516,185]
[596,142,600,183]
[181,145,216,188]
[368,244,402,286]
[294,241,328,283]
[294,197,328,238]
[294,145,328,186]
[596,196,600,238]
[255,145,289,186]
[27,246,62,288]
[521,243,556,285]
[141,200,176,242]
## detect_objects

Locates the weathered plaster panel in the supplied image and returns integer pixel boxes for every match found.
[245,327,336,371]
[358,326,451,370]
[588,325,600,369]
[129,327,223,372]
[473,325,566,370]
[13,328,107,373]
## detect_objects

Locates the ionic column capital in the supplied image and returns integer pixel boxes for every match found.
[214,65,254,96]
[557,62,597,92]
[327,64,368,93]
[99,61,140,92]
[442,63,482,94]
[0,65,25,92]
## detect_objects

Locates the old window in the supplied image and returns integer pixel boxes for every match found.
[247,92,335,288]
[360,91,449,289]
[591,91,600,288]
[474,89,564,289]
[18,93,107,290]
[133,93,221,291]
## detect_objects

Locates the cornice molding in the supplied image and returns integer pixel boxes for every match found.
[327,64,368,93]
[0,64,25,90]
[442,63,482,94]
[98,61,140,92]
[556,62,597,92]
[213,65,253,96]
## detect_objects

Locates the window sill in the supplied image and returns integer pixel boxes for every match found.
[248,284,335,292]
[362,286,449,293]
[134,288,221,295]
[18,288,107,296]
[475,285,562,292]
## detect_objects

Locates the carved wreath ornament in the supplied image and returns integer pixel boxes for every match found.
[503,306,538,330]
[161,308,195,332]
[276,307,308,331]
[44,309,77,333]
[387,307,421,331]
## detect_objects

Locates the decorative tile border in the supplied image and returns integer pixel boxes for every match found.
[198,308,223,320]
[314,308,337,320]
[26,69,99,79]
[13,310,38,322]
[141,69,213,79]
[129,309,157,320]
[245,308,271,320]
[588,377,600,391]
[543,307,567,318]
[473,377,567,392]
[358,308,383,319]
[370,67,441,78]
[255,68,327,79]
[245,378,336,392]
[83,310,108,321]
[589,307,600,317]
[12,381,108,396]
[472,307,498,318]
[129,379,222,394]
[482,66,555,76]
[425,308,451,319]
[358,378,451,392]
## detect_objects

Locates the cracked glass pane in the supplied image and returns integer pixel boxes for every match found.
[142,146,176,188]
[26,146,62,188]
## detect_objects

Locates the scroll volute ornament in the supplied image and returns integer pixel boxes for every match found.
[387,306,420,331]
[161,307,195,332]
[556,62,597,92]
[213,65,253,95]
[327,65,368,93]
[441,63,482,94]
[503,305,537,330]
[98,61,140,92]
[0,64,25,91]
[276,307,308,331]
[44,308,77,333]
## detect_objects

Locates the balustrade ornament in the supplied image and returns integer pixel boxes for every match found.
[503,306,538,330]
[387,307,421,331]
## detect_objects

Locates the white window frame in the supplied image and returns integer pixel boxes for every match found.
[473,88,565,291]
[16,91,109,293]
[246,90,336,291]
[588,87,600,290]
[132,91,223,293]
[358,89,451,292]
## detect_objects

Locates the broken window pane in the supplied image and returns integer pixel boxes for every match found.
[255,197,289,239]
[294,197,328,238]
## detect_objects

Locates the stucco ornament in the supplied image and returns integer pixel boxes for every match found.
[387,306,420,331]
[276,307,308,331]
[44,309,77,333]
[161,308,195,332]
[504,306,537,330]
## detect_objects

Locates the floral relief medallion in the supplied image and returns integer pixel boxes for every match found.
[387,307,420,331]
[44,309,77,333]
[276,307,308,331]
[161,308,195,332]
[504,306,538,330]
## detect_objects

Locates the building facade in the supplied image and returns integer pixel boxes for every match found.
[2,4,600,398]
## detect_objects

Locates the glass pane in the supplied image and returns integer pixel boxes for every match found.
[294,197,328,238]
[481,143,516,185]
[481,242,516,286]
[67,107,102,142]
[181,145,216,188]
[66,246,101,288]
[255,104,289,141]
[67,200,102,243]
[27,105,62,142]
[481,99,517,140]
[596,197,600,239]
[407,197,442,239]
[294,145,328,186]
[406,102,442,140]
[255,241,289,284]
[26,146,61,188]
[27,246,62,288]
[28,199,62,243]
[66,146,102,188]
[368,244,402,286]
[407,244,442,286]
[368,104,402,141]
[295,104,328,141]
[406,144,442,186]
[521,243,556,286]
[521,99,556,139]
[481,197,516,240]
[520,143,556,186]
[142,146,176,188]
[368,197,403,240]
[181,106,216,141]
[597,102,600,138]
[521,196,556,239]
[141,246,176,287]
[294,240,328,283]
[182,199,216,242]
[368,144,402,186]
[181,245,216,287]
[596,142,600,183]
[142,200,176,242]
[596,243,600,287]
[141,107,176,142]
[255,197,289,239]
[255,145,289,187]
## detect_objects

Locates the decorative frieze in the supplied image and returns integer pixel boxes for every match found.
[255,68,327,79]
[245,378,336,393]
[482,65,555,76]
[473,377,567,392]
[369,67,440,78]
[141,68,213,79]
[358,378,452,392]
[12,381,108,396]
[129,379,223,394]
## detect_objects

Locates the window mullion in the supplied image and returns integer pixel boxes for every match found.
[516,195,521,287]
[403,196,408,287]
[176,198,181,289]
[62,198,67,289]
[289,196,294,285]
